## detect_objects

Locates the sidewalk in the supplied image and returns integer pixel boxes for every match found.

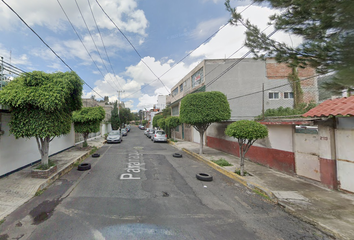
[0,137,105,222]
[171,140,354,240]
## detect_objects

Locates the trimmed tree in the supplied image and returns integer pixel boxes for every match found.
[166,116,180,140]
[152,114,164,128]
[0,71,83,166]
[225,120,268,176]
[180,91,231,154]
[72,106,105,147]
[157,118,166,131]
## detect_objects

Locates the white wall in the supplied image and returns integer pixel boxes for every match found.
[335,128,354,193]
[267,125,293,152]
[0,113,75,176]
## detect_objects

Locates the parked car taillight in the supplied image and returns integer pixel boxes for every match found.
[165,135,167,137]
[154,134,157,137]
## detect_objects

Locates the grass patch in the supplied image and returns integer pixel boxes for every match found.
[73,161,81,167]
[234,169,250,176]
[253,189,271,201]
[0,218,5,225]
[169,138,178,142]
[90,146,98,155]
[35,189,45,196]
[211,158,233,167]
[35,160,55,170]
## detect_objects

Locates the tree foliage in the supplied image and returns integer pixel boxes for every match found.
[225,0,354,93]
[72,106,105,147]
[152,114,164,128]
[111,101,120,130]
[0,71,83,165]
[157,118,166,130]
[180,91,231,154]
[166,116,180,140]
[225,120,268,176]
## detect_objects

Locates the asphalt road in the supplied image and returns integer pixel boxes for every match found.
[0,127,334,240]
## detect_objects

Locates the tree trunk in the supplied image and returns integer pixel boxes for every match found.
[36,137,50,166]
[199,131,204,155]
[239,139,244,176]
[83,132,89,147]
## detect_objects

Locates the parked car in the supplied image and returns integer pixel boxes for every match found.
[139,125,145,130]
[121,128,128,136]
[147,129,155,138]
[106,130,122,143]
[153,130,167,143]
[144,128,151,136]
[126,125,131,132]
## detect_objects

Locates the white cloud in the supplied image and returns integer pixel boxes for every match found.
[0,0,148,35]
[190,5,303,59]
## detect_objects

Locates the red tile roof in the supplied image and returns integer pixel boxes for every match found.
[303,96,354,117]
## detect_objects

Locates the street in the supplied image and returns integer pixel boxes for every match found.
[0,127,333,240]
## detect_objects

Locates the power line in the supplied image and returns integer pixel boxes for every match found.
[57,0,117,95]
[87,0,123,90]
[1,0,103,98]
[94,0,171,95]
[123,1,257,101]
[227,71,333,101]
[75,0,121,91]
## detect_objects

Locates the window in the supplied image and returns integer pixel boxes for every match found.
[192,67,204,88]
[172,88,178,96]
[284,92,294,99]
[269,92,280,100]
[172,106,179,116]
[180,83,183,92]
[175,125,179,132]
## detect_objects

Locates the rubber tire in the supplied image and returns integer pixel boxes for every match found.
[196,173,213,181]
[92,153,100,158]
[78,163,91,171]
[173,153,182,158]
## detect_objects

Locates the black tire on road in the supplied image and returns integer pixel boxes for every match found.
[196,173,213,181]
[173,153,182,158]
[92,153,100,158]
[78,163,91,171]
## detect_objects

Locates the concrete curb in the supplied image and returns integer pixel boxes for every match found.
[36,151,91,193]
[176,145,344,240]
[181,148,277,203]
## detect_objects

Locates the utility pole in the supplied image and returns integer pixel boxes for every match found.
[0,57,3,91]
[117,90,125,127]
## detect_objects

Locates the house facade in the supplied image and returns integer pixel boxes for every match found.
[167,58,318,144]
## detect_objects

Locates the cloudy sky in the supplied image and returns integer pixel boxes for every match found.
[0,0,301,112]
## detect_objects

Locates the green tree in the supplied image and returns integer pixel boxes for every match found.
[111,101,120,130]
[180,91,231,154]
[72,106,105,147]
[166,116,180,140]
[157,118,166,131]
[225,120,268,176]
[0,71,83,166]
[225,0,354,93]
[152,114,164,128]
[142,120,148,126]
[119,107,131,126]
[162,107,171,118]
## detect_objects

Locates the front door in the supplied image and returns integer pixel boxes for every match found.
[182,124,184,139]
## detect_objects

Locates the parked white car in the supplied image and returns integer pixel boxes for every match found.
[152,130,167,143]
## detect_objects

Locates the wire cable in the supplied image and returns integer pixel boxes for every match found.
[57,0,118,95]
[94,0,171,95]
[87,0,123,90]
[1,0,103,98]
[75,0,121,91]
[227,71,334,101]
